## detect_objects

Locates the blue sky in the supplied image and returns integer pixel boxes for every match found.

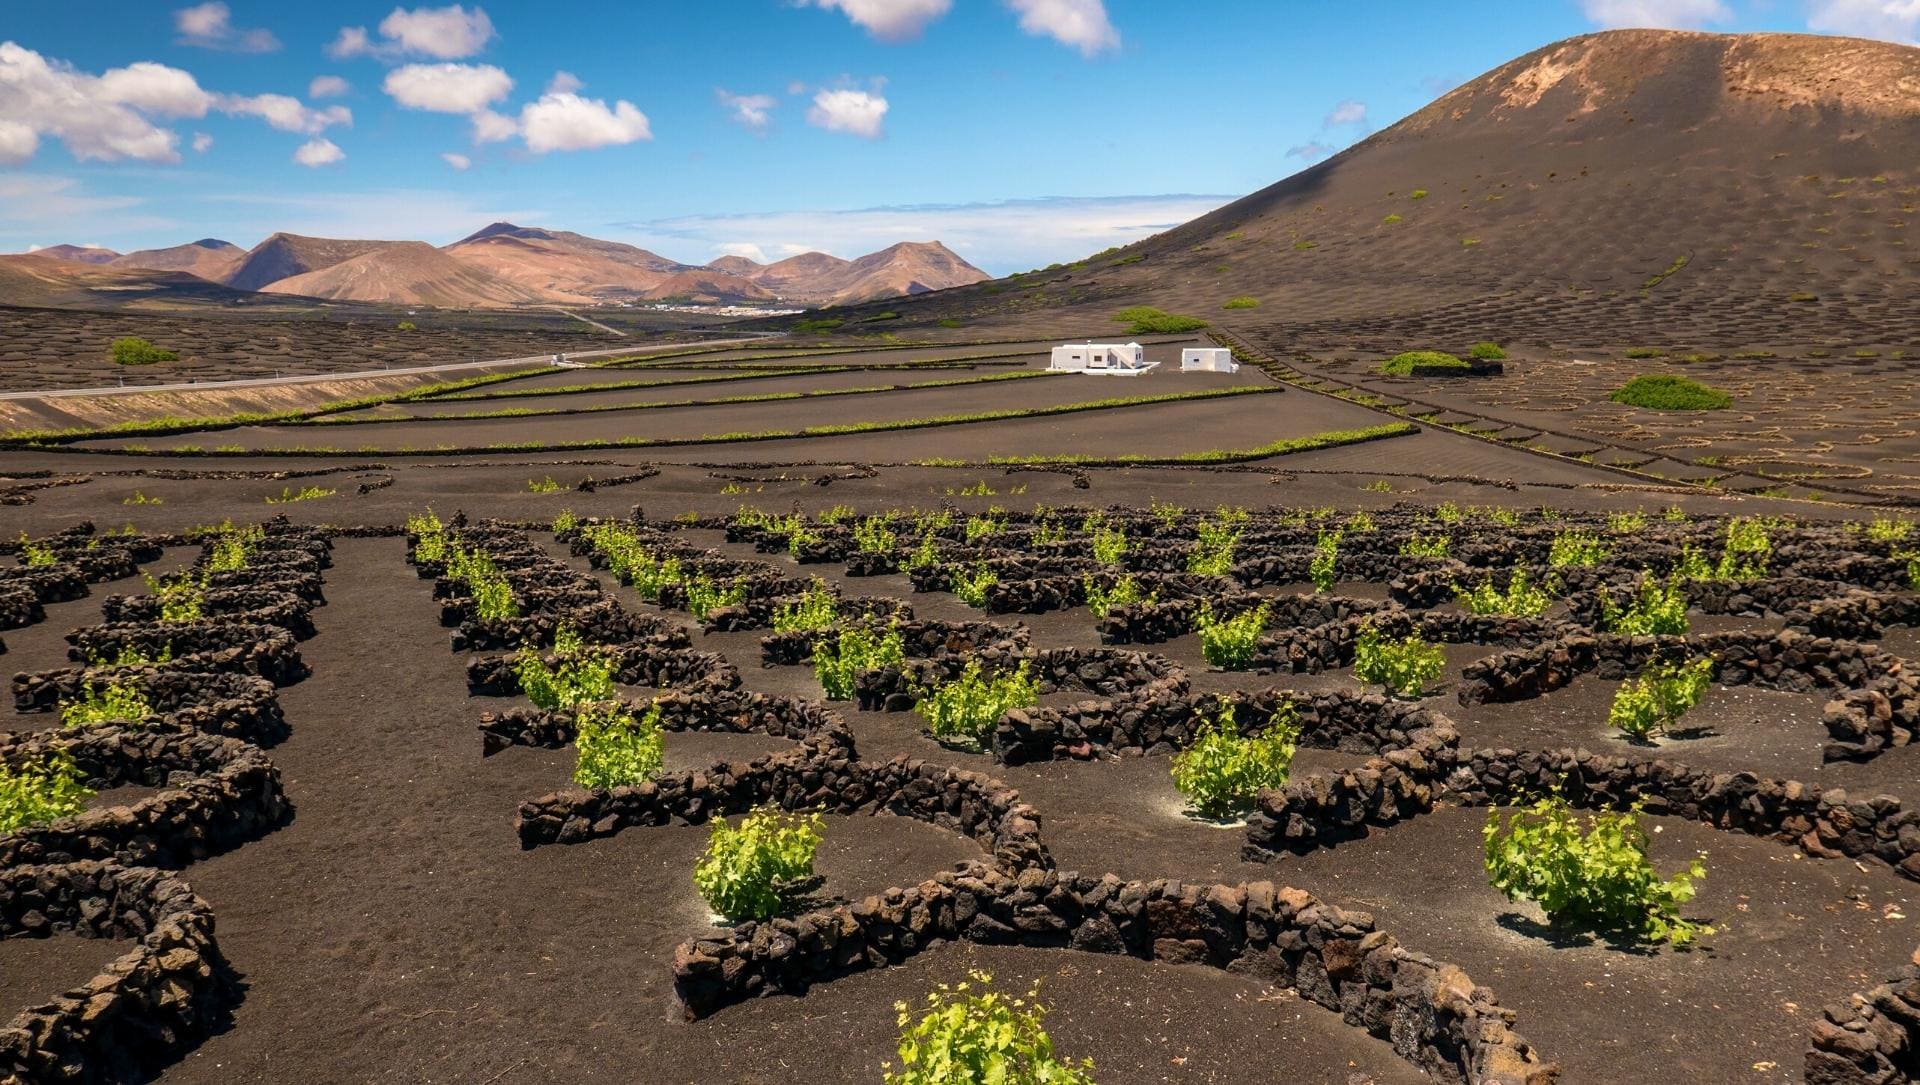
[1,1,1913,273]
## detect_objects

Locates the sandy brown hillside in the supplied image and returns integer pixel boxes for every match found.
[259,242,554,307]
[442,224,690,300]
[707,243,988,305]
[34,245,119,265]
[224,233,400,292]
[111,239,245,282]
[0,254,257,309]
[833,30,1920,350]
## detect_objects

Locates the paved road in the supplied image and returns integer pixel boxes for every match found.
[0,334,783,402]
[544,307,628,337]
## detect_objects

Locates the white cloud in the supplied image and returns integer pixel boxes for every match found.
[0,43,359,166]
[383,62,512,113]
[807,88,888,138]
[330,5,496,59]
[470,109,518,142]
[1325,99,1368,126]
[1805,0,1920,42]
[0,120,38,165]
[800,0,952,41]
[717,89,777,132]
[0,44,190,163]
[714,241,772,263]
[441,151,471,169]
[1003,0,1119,56]
[174,2,280,53]
[191,131,214,153]
[293,137,345,167]
[518,91,652,152]
[1286,142,1333,161]
[545,71,582,95]
[1578,0,1731,28]
[309,75,351,99]
[219,94,352,134]
[617,193,1231,276]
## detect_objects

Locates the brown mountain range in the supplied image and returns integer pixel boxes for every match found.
[821,29,1920,350]
[5,221,987,311]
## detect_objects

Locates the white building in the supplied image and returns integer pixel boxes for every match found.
[1180,347,1238,373]
[1048,342,1155,375]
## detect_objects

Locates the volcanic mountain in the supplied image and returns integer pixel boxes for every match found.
[705,242,988,305]
[224,233,401,292]
[257,242,554,308]
[111,239,245,282]
[851,30,1920,349]
[33,245,120,265]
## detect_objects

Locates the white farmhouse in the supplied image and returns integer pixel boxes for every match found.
[1180,347,1238,373]
[1048,342,1155,375]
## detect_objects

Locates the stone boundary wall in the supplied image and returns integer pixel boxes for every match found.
[0,726,287,868]
[464,639,737,698]
[1807,952,1920,1084]
[1456,631,1918,762]
[996,686,1444,765]
[669,860,1555,1085]
[480,689,848,755]
[516,734,1049,873]
[0,861,236,1085]
[1254,610,1577,676]
[705,595,911,634]
[102,588,315,641]
[13,626,306,711]
[854,645,1184,712]
[759,619,1029,667]
[12,668,287,747]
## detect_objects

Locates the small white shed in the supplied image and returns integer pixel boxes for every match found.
[1181,347,1237,373]
[1049,342,1153,374]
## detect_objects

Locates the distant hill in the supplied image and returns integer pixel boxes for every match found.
[0,253,259,309]
[258,242,554,307]
[112,239,244,282]
[10,223,989,311]
[824,29,1920,349]
[34,245,120,265]
[224,233,403,292]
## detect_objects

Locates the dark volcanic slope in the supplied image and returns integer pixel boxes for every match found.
[855,30,1920,350]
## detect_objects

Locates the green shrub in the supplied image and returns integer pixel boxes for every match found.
[1380,351,1468,375]
[60,679,153,729]
[1083,574,1154,618]
[205,523,261,572]
[1090,523,1128,565]
[18,535,57,567]
[109,336,178,366]
[123,490,163,506]
[396,320,417,332]
[1112,306,1208,334]
[813,625,907,700]
[1868,516,1913,545]
[1454,568,1554,617]
[572,701,665,789]
[448,548,517,620]
[1196,602,1269,670]
[1609,657,1714,740]
[1187,516,1241,576]
[583,522,683,600]
[1548,530,1609,568]
[407,508,447,562]
[1409,189,1429,200]
[0,751,93,833]
[1602,574,1689,635]
[693,806,825,921]
[144,572,206,624]
[772,580,839,634]
[552,509,579,535]
[684,574,746,620]
[1675,517,1773,581]
[1433,501,1465,524]
[935,318,963,329]
[527,476,563,493]
[1170,703,1302,819]
[963,513,1004,543]
[1484,795,1709,946]
[88,643,171,670]
[514,644,616,710]
[952,564,998,608]
[1609,375,1731,411]
[1310,529,1341,592]
[794,317,845,334]
[1222,296,1261,310]
[854,515,898,553]
[1469,341,1507,361]
[1354,623,1444,698]
[885,970,1093,1085]
[265,485,335,504]
[915,659,1039,748]
[1607,509,1647,534]
[1400,532,1451,558]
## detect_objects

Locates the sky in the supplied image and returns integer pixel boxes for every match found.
[1,0,1915,274]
